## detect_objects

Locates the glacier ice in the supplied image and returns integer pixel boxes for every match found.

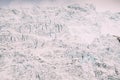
[0,2,120,80]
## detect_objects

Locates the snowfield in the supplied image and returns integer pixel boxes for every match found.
[0,1,120,80]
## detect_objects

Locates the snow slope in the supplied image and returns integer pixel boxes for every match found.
[0,1,120,80]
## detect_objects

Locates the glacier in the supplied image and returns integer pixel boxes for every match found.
[0,1,120,80]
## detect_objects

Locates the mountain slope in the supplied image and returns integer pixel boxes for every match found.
[0,2,120,80]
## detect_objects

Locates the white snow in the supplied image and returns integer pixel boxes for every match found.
[0,0,120,80]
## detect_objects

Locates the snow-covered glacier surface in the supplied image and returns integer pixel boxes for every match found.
[0,1,120,80]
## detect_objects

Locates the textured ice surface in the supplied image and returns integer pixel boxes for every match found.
[0,2,120,80]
